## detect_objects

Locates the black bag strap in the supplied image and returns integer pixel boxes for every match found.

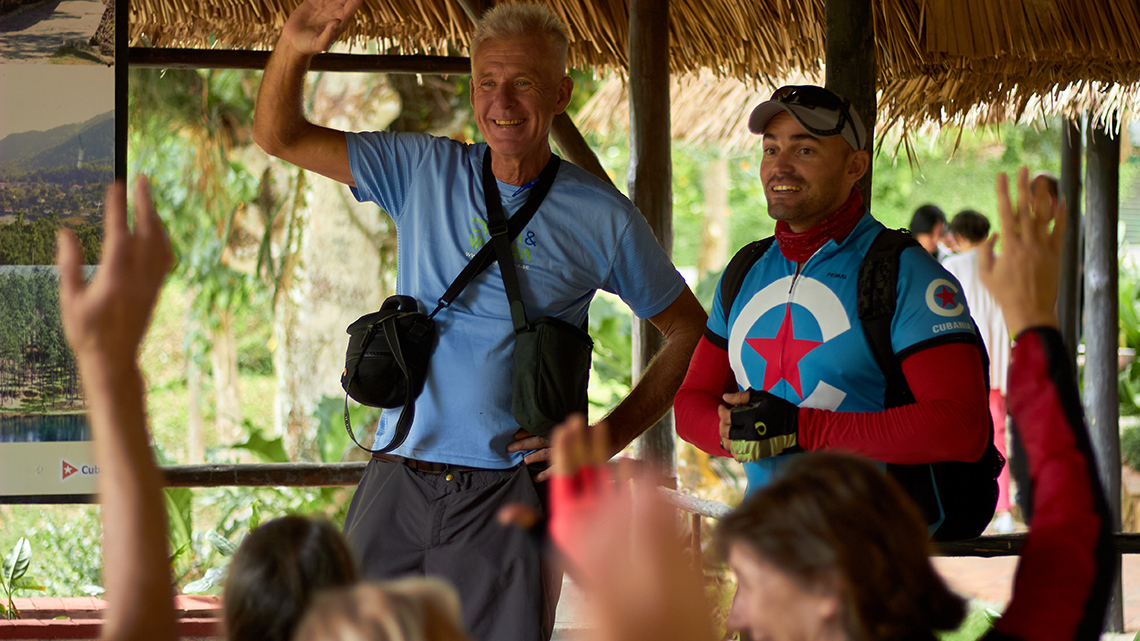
[720,237,775,319]
[429,148,561,320]
[481,147,562,332]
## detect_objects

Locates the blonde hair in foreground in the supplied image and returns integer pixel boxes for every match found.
[294,578,470,641]
[470,3,570,74]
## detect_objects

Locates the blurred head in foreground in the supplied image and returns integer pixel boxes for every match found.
[716,453,966,641]
[224,515,358,641]
[294,578,471,641]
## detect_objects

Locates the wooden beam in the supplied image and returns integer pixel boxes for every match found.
[162,462,366,487]
[455,0,492,22]
[1084,120,1123,632]
[627,0,676,479]
[551,112,616,189]
[128,47,471,74]
[1057,118,1083,366]
[824,0,876,202]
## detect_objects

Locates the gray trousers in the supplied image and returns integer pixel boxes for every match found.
[344,458,559,641]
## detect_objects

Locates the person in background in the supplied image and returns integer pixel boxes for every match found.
[673,85,990,542]
[943,209,1014,532]
[909,203,949,261]
[548,166,1112,641]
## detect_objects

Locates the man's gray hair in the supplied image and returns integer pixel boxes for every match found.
[470,3,570,74]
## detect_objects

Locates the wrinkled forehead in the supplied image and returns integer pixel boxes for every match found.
[470,35,565,78]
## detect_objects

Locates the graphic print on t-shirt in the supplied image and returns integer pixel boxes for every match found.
[728,275,851,411]
[925,278,966,317]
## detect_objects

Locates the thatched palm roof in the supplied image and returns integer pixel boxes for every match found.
[130,0,1140,134]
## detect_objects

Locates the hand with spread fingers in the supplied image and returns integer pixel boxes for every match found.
[281,0,364,55]
[978,166,1065,336]
[721,388,800,462]
[59,177,174,364]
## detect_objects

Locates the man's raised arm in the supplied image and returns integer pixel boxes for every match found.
[253,0,361,186]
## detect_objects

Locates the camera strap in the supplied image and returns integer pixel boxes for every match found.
[429,149,561,320]
[481,147,561,332]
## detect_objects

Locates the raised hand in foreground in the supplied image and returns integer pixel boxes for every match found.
[547,415,717,641]
[977,166,1065,336]
[58,177,176,641]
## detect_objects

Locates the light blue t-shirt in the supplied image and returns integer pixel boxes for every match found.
[347,131,686,468]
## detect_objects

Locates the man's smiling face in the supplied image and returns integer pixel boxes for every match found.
[759,112,867,233]
[470,34,572,181]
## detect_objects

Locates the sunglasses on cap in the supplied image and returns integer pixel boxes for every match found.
[749,85,865,151]
[771,86,861,148]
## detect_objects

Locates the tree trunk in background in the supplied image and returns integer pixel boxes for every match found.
[210,309,242,447]
[266,71,401,461]
[698,154,729,278]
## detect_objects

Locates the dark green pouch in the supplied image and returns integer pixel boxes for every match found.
[512,316,593,438]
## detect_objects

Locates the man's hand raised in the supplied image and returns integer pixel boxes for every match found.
[281,0,364,55]
[978,166,1065,337]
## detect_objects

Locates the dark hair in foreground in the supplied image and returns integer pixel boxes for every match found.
[948,209,990,243]
[909,204,946,234]
[224,515,358,641]
[715,453,966,641]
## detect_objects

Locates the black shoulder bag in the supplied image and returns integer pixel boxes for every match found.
[482,149,594,438]
[340,150,562,453]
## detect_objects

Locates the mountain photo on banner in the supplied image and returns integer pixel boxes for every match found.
[0,65,114,266]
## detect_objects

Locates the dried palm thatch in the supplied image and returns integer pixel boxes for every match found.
[130,0,1140,135]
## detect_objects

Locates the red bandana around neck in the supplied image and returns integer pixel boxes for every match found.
[773,188,865,263]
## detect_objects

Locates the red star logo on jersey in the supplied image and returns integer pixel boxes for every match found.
[62,460,78,480]
[745,305,822,399]
[934,285,957,309]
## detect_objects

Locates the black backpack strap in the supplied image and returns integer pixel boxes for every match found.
[720,237,776,324]
[482,147,562,332]
[856,228,920,408]
[858,228,1003,541]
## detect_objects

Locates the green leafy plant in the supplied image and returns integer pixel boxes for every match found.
[1,538,47,619]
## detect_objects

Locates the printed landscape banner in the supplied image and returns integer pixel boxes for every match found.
[0,0,116,500]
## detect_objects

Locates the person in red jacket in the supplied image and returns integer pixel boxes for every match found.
[672,86,992,540]
[546,167,1112,641]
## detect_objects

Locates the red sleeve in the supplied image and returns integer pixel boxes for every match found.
[674,336,734,457]
[987,328,1112,641]
[797,341,989,464]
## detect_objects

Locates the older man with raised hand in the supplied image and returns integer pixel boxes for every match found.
[675,85,996,541]
[253,2,706,640]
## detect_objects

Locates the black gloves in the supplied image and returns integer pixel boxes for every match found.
[728,389,800,462]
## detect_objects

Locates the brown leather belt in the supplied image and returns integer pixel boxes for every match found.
[372,452,479,474]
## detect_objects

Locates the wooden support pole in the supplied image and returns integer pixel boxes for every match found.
[128,47,471,74]
[1084,121,1122,633]
[627,0,676,480]
[552,113,617,189]
[1058,119,1083,365]
[824,0,876,202]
